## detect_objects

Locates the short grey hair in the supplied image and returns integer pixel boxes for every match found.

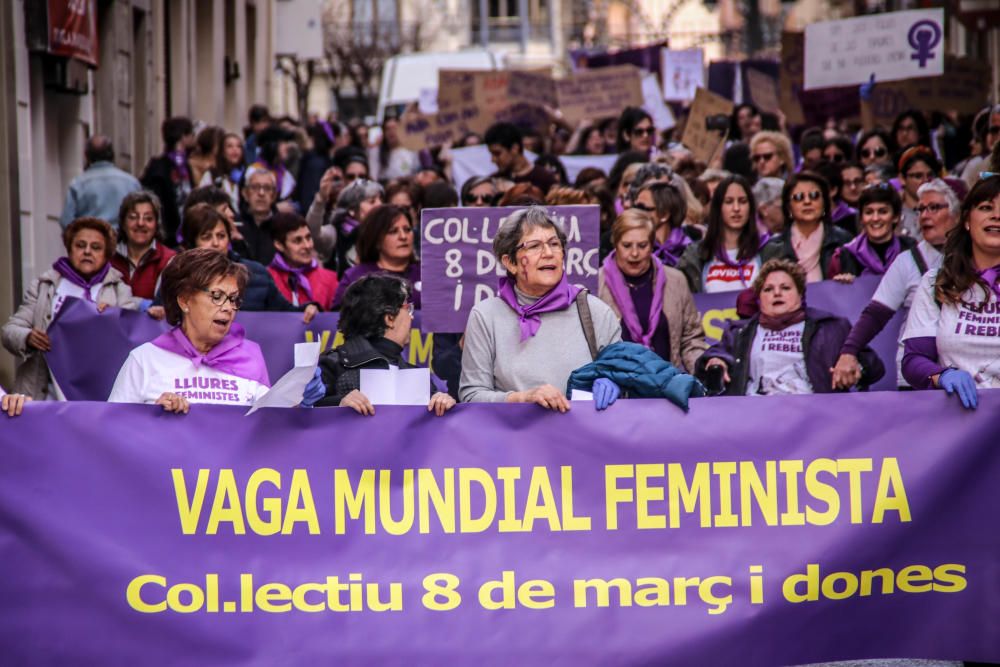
[918,178,961,217]
[699,168,731,184]
[336,179,384,215]
[753,177,785,206]
[492,206,567,276]
[628,163,674,205]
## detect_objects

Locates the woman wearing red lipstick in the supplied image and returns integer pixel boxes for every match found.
[696,259,883,395]
[598,208,706,371]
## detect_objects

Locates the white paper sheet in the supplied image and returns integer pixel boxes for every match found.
[642,73,676,132]
[570,389,594,402]
[360,367,430,406]
[245,342,320,415]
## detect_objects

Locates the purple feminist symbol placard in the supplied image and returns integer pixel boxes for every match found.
[419,206,600,333]
[908,19,942,68]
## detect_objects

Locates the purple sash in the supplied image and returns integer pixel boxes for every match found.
[602,253,666,347]
[151,324,270,386]
[270,254,317,302]
[978,264,1000,301]
[843,233,901,275]
[52,258,110,302]
[497,274,581,341]
[654,227,691,267]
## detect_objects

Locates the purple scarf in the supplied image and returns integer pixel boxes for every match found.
[168,150,189,182]
[152,324,270,386]
[498,274,581,341]
[602,253,666,347]
[831,200,857,223]
[843,233,901,275]
[341,215,361,235]
[978,264,1000,301]
[52,257,110,302]
[270,254,317,302]
[654,227,691,267]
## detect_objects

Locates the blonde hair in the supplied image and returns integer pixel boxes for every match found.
[611,208,655,246]
[750,131,794,175]
[544,186,599,206]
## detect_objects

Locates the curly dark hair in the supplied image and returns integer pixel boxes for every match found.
[338,274,411,339]
[160,248,249,326]
[356,205,413,265]
[699,175,760,263]
[935,176,1000,305]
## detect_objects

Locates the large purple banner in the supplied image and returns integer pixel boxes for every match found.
[420,206,600,332]
[693,275,903,391]
[1,395,998,664]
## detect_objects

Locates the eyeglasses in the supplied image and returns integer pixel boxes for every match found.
[247,184,276,193]
[752,152,775,163]
[516,237,563,255]
[791,190,822,202]
[843,178,865,188]
[861,146,888,159]
[464,193,495,205]
[632,127,655,137]
[915,203,949,215]
[398,302,414,316]
[200,288,243,310]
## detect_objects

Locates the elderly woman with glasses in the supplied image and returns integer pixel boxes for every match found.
[318,274,454,416]
[460,206,622,411]
[833,179,961,390]
[109,249,272,412]
[760,172,852,282]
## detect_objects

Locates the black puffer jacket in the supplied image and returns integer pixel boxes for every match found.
[316,336,412,407]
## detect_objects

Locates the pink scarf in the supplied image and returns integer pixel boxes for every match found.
[602,253,666,347]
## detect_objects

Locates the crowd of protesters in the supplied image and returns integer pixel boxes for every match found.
[3,87,1000,417]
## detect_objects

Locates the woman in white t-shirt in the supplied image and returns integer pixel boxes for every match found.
[678,175,765,293]
[109,249,276,412]
[901,176,1000,409]
[1,217,138,400]
[697,259,884,396]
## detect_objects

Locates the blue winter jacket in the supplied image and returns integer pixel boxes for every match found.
[567,342,705,412]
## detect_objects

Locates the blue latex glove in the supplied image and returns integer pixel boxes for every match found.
[592,378,620,411]
[300,367,326,408]
[939,369,978,410]
[859,73,876,102]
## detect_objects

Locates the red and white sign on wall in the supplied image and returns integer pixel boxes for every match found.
[46,0,98,67]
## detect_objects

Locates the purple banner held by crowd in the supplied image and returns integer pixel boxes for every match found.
[420,206,600,332]
[0,394,998,664]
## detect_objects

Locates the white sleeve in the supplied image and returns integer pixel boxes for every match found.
[108,350,149,403]
[871,253,916,311]
[901,271,940,341]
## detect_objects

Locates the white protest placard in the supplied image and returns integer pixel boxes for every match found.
[642,73,676,132]
[418,88,439,114]
[660,48,704,102]
[804,9,945,91]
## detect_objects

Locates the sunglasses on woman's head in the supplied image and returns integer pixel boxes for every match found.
[791,190,822,202]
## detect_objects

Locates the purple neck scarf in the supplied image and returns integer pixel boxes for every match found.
[270,254,318,302]
[978,264,1000,301]
[844,233,901,275]
[341,215,361,235]
[152,323,270,386]
[831,200,857,223]
[168,150,189,182]
[52,257,110,302]
[498,274,581,341]
[654,227,691,267]
[602,253,666,347]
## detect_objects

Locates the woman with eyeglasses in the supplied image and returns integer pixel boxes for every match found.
[832,179,961,390]
[897,147,943,238]
[616,107,656,154]
[461,207,622,411]
[696,259,884,396]
[678,175,765,293]
[891,110,932,155]
[749,131,794,180]
[829,183,915,284]
[855,129,896,169]
[461,176,498,207]
[760,172,852,282]
[317,274,454,415]
[900,176,1000,409]
[598,208,706,370]
[332,205,421,309]
[109,249,294,411]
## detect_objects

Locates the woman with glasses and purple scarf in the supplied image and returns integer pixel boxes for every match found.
[829,183,915,283]
[109,249,324,412]
[460,207,622,412]
[901,176,1000,410]
[2,217,138,400]
[678,175,766,293]
[598,209,706,372]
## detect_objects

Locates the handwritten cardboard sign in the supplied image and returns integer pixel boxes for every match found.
[745,68,781,115]
[555,66,644,125]
[804,9,945,90]
[680,87,734,164]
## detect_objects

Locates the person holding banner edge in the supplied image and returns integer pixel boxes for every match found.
[460,206,622,411]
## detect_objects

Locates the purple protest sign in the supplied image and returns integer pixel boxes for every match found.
[1,395,998,664]
[692,275,903,391]
[420,206,600,332]
[45,299,434,401]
